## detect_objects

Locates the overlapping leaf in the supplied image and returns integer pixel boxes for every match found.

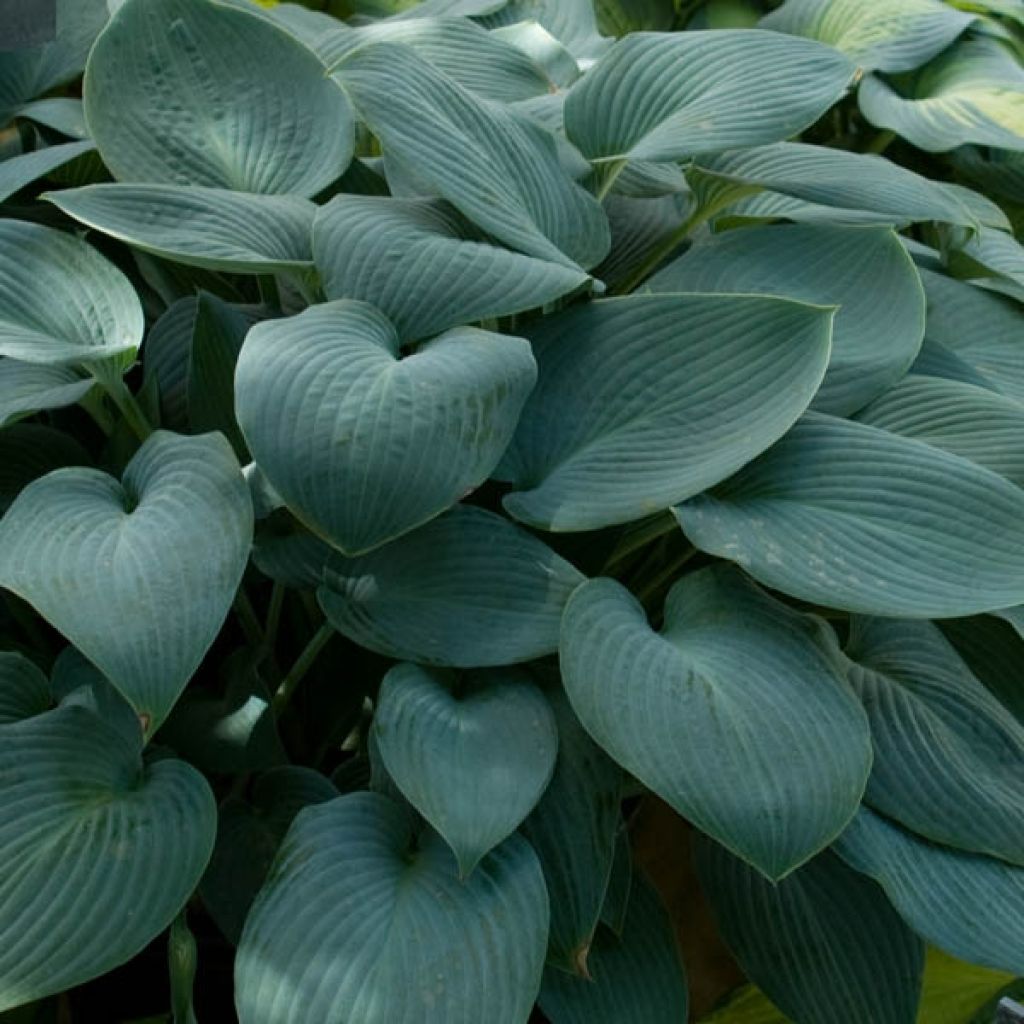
[317,505,585,666]
[235,301,537,555]
[0,652,50,725]
[499,293,833,531]
[235,792,549,1024]
[0,431,253,731]
[0,140,95,204]
[0,360,94,428]
[675,413,1024,618]
[561,566,871,879]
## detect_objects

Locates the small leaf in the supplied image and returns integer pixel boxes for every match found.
[234,792,549,1024]
[500,294,833,532]
[373,662,558,877]
[84,0,353,195]
[564,30,854,163]
[0,703,215,1012]
[0,140,95,204]
[0,431,254,732]
[48,184,316,274]
[695,836,924,1024]
[312,195,590,343]
[235,301,537,555]
[675,412,1024,618]
[0,219,142,367]
[317,505,585,666]
[0,359,94,428]
[834,807,1024,975]
[561,566,871,879]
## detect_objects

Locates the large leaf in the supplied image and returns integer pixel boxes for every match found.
[373,663,558,877]
[520,686,625,975]
[538,875,689,1024]
[0,360,94,428]
[696,838,924,1024]
[312,195,590,343]
[499,294,832,532]
[0,219,142,367]
[83,0,353,195]
[834,807,1024,975]
[855,374,1024,486]
[235,301,537,555]
[760,0,974,73]
[317,505,585,666]
[860,38,1024,153]
[561,566,871,880]
[47,184,316,274]
[563,30,854,163]
[648,224,924,416]
[477,0,610,60]
[331,43,609,271]
[842,616,1024,866]
[235,792,549,1024]
[0,703,215,1011]
[0,431,253,732]
[0,652,50,725]
[911,269,1024,404]
[675,412,1024,618]
[0,140,95,204]
[692,144,977,227]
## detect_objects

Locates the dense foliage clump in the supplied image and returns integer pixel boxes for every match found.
[1,0,1023,1021]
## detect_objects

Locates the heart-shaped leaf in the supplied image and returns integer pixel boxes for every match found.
[564,30,854,163]
[648,224,924,416]
[561,566,871,879]
[0,702,215,1012]
[0,651,50,725]
[538,875,689,1024]
[860,38,1024,153]
[47,184,316,274]
[331,42,609,271]
[842,616,1024,866]
[499,294,833,532]
[834,807,1024,975]
[0,359,94,428]
[761,0,974,73]
[0,219,142,367]
[0,431,253,732]
[520,686,624,974]
[235,791,549,1024]
[695,836,924,1024]
[856,374,1024,486]
[84,0,353,195]
[373,663,558,877]
[317,505,585,666]
[675,412,1024,618]
[235,301,537,555]
[312,195,590,343]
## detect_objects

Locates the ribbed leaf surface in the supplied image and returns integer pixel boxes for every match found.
[538,876,689,1024]
[834,807,1024,975]
[0,704,215,1011]
[500,294,832,532]
[561,567,871,879]
[0,652,50,725]
[235,792,549,1024]
[564,30,854,162]
[675,413,1024,617]
[235,301,537,555]
[0,425,90,512]
[0,140,94,204]
[856,375,1024,485]
[0,219,142,366]
[313,196,589,343]
[0,432,253,731]
[373,663,558,877]
[332,43,609,271]
[761,0,973,72]
[0,360,93,428]
[84,0,353,195]
[318,505,584,666]
[48,184,316,273]
[649,224,924,415]
[860,38,1024,152]
[696,837,924,1024]
[843,616,1024,865]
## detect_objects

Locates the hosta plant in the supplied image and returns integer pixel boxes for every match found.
[1,0,1023,1021]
